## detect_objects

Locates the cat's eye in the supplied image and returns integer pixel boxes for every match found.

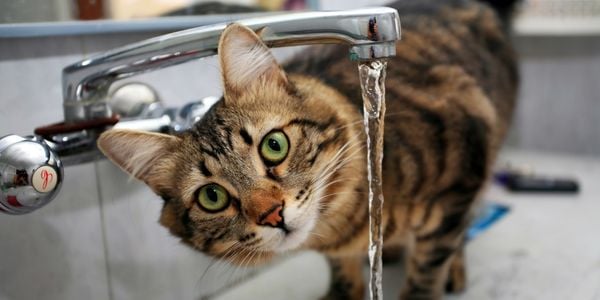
[197,184,230,212]
[260,131,289,165]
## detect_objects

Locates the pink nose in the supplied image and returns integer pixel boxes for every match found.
[258,204,284,227]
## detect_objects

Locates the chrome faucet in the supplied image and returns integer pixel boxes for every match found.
[63,7,400,123]
[0,7,401,214]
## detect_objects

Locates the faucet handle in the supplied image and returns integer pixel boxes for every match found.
[0,135,63,214]
[108,82,161,118]
[177,96,220,130]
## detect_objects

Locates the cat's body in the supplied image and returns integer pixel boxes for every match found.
[284,1,518,297]
[98,0,518,299]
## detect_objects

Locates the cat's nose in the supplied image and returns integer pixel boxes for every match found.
[257,204,284,228]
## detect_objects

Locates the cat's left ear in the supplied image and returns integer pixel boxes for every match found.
[218,23,288,98]
[97,129,180,194]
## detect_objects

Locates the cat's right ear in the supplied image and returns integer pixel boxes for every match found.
[97,129,180,192]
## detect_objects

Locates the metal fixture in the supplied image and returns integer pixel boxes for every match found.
[0,135,63,214]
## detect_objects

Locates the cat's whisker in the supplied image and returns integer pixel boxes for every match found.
[330,118,365,132]
[215,242,241,263]
[314,141,364,184]
[309,230,327,238]
[315,137,361,177]
[215,244,246,279]
[312,144,363,193]
[319,190,365,200]
[236,248,252,271]
[308,231,327,242]
[316,159,357,187]
[247,249,260,270]
[316,170,353,190]
[258,251,267,269]
[224,261,243,287]
[330,136,363,161]
[224,257,247,285]
[211,248,260,297]
[334,141,366,164]
[198,252,245,294]
[313,163,349,192]
[204,220,244,280]
[226,248,253,286]
[320,213,345,236]
[316,178,348,191]
[197,241,240,286]
[303,179,347,210]
[197,257,219,289]
[223,241,242,257]
[317,153,364,189]
[315,145,365,189]
[236,249,263,286]
[211,260,235,284]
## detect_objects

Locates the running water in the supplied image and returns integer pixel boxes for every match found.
[358,60,387,300]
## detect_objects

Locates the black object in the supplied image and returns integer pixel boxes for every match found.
[495,172,579,193]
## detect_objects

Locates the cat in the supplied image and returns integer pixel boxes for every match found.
[97,0,519,299]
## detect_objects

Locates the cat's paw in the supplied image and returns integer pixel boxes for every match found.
[322,256,365,300]
[445,253,466,293]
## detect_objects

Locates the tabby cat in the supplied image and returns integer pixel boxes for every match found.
[97,0,519,298]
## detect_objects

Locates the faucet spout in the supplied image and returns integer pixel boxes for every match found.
[62,7,400,124]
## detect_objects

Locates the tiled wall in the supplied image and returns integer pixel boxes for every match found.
[0,36,110,300]
[511,35,600,155]
[1,24,599,300]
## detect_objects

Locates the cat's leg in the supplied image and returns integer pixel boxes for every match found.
[400,201,472,300]
[322,256,365,300]
[382,244,404,264]
[445,245,466,293]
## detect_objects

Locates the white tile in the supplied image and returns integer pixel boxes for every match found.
[510,36,600,155]
[0,36,110,300]
[0,164,109,300]
[0,37,84,136]
[213,251,330,300]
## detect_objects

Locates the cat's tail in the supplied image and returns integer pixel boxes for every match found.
[476,0,521,22]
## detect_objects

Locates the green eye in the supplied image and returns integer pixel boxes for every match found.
[260,131,289,165]
[197,184,230,212]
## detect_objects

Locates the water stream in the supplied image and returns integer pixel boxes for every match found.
[358,60,388,300]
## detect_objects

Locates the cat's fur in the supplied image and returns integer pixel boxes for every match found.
[97,0,518,299]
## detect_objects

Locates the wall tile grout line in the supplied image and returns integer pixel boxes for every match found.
[94,160,115,300]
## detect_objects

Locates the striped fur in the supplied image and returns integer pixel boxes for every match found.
[97,0,518,299]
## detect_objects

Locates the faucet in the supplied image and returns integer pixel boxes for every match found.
[0,7,401,214]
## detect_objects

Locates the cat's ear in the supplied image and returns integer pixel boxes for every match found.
[218,23,288,98]
[97,129,180,192]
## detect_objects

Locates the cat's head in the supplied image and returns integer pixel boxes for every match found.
[98,24,364,264]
